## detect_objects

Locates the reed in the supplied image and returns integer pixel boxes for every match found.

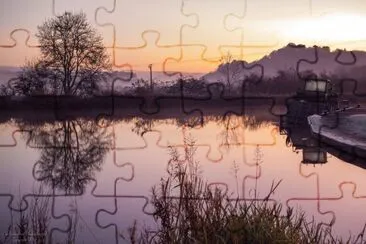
[123,140,366,244]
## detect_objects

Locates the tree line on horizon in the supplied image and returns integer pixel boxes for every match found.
[0,12,364,98]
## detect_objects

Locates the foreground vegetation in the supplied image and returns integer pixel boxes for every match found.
[3,139,366,243]
[123,141,366,244]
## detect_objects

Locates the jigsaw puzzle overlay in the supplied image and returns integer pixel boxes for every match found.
[1,0,366,243]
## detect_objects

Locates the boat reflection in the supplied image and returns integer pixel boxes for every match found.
[281,117,366,169]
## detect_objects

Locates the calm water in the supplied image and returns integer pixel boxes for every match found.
[1,109,366,243]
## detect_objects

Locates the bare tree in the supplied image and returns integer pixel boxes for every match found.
[218,52,241,93]
[14,12,110,96]
[18,119,112,193]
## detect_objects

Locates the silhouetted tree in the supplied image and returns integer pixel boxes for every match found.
[13,12,110,96]
[131,78,150,96]
[0,84,13,96]
[167,77,207,96]
[12,60,57,96]
[18,119,112,193]
[218,52,241,93]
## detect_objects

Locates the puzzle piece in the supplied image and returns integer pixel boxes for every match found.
[53,0,114,47]
[94,131,170,241]
[0,189,76,244]
[96,196,156,243]
[97,129,260,240]
[297,46,359,77]
[241,130,320,201]
[295,46,366,116]
[174,62,267,123]
[49,182,126,243]
[3,0,366,242]
[0,118,134,200]
[0,121,138,243]
[0,127,44,210]
[303,114,366,195]
[110,32,182,74]
[224,0,305,50]
[146,114,279,163]
[282,115,366,237]
[94,76,145,121]
[163,45,218,75]
[296,45,366,90]
[0,0,55,47]
[181,0,281,62]
[95,0,196,47]
[0,30,39,67]
[316,182,366,239]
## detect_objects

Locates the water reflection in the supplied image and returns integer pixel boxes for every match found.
[1,110,366,242]
[130,114,271,136]
[17,119,112,193]
[2,185,51,244]
[281,123,327,165]
[131,118,155,135]
[281,120,366,168]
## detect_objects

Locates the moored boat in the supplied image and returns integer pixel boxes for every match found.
[308,112,366,158]
[283,78,338,126]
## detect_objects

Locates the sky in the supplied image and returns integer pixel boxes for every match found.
[1,0,366,74]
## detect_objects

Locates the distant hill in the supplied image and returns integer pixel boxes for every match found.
[203,43,366,82]
[2,43,366,89]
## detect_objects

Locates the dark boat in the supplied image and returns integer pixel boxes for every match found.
[282,79,339,126]
[280,123,328,165]
[280,78,365,166]
[281,118,366,169]
[308,112,366,158]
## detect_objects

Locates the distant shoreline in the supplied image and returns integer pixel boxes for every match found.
[1,94,364,124]
[0,94,288,109]
[0,95,284,123]
[1,94,362,110]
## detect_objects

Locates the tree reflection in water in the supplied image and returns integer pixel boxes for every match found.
[17,119,112,194]
[217,114,273,150]
[131,118,155,135]
[15,113,272,195]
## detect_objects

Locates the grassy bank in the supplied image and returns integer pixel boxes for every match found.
[124,143,366,244]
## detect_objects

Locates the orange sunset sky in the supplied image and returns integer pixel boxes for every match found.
[1,0,366,73]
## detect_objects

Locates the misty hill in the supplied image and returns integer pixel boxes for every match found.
[203,43,366,82]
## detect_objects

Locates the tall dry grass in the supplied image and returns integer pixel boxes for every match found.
[123,139,366,244]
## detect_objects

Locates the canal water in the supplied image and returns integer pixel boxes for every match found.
[1,108,366,243]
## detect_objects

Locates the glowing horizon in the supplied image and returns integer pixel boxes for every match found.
[1,0,366,74]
